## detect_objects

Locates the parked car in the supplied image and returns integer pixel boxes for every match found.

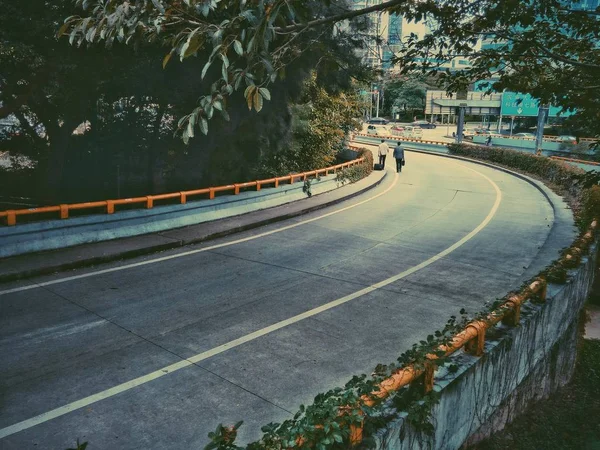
[366,124,388,136]
[514,132,536,138]
[367,117,389,125]
[390,125,405,136]
[402,126,423,139]
[412,120,436,129]
[558,135,577,143]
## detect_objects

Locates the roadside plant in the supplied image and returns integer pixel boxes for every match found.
[66,439,88,450]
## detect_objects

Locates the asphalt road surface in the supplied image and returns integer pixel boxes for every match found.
[0,152,571,449]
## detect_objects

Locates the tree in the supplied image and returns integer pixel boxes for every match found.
[383,75,436,119]
[63,0,600,139]
[2,0,371,204]
[258,73,362,176]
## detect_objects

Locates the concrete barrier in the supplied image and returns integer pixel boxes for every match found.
[0,174,344,258]
[373,243,596,450]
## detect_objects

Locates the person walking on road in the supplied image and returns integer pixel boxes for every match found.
[486,135,492,147]
[378,139,389,167]
[393,142,405,173]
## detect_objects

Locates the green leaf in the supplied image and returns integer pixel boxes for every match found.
[219,108,230,121]
[246,36,255,53]
[233,40,243,56]
[187,118,195,139]
[201,61,212,79]
[259,87,271,101]
[220,53,229,68]
[222,62,228,82]
[199,117,209,135]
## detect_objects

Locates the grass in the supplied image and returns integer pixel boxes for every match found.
[472,338,600,450]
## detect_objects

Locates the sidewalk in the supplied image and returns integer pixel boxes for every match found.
[0,169,388,283]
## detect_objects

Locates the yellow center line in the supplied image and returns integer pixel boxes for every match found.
[0,161,502,439]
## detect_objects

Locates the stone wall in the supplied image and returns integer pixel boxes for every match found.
[375,245,596,450]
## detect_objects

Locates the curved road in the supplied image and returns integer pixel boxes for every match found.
[0,152,569,449]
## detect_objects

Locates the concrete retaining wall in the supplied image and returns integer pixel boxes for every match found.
[0,174,341,258]
[375,245,596,450]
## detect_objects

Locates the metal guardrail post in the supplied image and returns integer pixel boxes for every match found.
[464,322,486,356]
[502,296,522,326]
[423,362,435,394]
[60,205,69,219]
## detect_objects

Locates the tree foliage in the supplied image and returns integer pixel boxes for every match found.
[258,73,361,177]
[61,0,373,140]
[1,0,370,204]
[382,74,439,118]
[63,0,600,138]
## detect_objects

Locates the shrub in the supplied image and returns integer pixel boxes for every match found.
[336,148,373,185]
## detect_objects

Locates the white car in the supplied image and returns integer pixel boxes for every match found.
[514,132,536,139]
[402,126,423,139]
[366,124,389,136]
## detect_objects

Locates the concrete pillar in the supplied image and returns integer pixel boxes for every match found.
[535,104,550,155]
[457,106,466,143]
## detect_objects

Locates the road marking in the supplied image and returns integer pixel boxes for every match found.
[0,162,502,439]
[0,172,400,297]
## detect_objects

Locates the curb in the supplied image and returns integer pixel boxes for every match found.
[0,170,388,283]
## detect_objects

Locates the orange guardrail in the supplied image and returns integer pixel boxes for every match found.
[353,132,449,146]
[550,156,600,166]
[0,158,365,226]
[326,218,597,445]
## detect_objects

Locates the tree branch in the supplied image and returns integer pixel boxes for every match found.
[535,44,600,70]
[274,0,407,33]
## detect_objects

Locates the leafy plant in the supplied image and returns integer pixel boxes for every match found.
[205,422,244,450]
[66,439,88,450]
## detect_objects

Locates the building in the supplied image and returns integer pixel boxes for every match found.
[425,90,502,124]
[347,0,429,72]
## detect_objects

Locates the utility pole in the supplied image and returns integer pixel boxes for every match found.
[376,90,380,118]
[535,104,549,155]
[456,103,467,143]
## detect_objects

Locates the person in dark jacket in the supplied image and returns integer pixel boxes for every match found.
[393,142,405,173]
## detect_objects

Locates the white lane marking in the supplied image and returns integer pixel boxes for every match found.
[0,162,502,439]
[0,174,400,297]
